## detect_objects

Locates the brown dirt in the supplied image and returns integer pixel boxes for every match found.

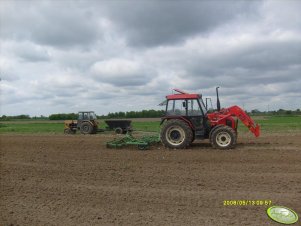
[1,133,301,226]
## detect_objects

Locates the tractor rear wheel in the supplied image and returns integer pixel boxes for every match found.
[80,122,93,134]
[210,126,237,149]
[160,119,193,149]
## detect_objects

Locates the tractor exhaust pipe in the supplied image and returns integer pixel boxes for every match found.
[216,86,221,111]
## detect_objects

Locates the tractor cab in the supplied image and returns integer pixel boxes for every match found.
[165,95,207,117]
[78,111,97,121]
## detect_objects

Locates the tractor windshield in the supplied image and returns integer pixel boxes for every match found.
[165,99,207,116]
[78,112,97,120]
[90,112,97,120]
[199,98,207,115]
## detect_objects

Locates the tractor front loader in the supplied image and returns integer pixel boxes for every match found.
[160,88,260,149]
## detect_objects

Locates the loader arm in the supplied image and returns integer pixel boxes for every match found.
[224,105,260,137]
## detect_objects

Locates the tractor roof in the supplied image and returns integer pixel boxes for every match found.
[166,89,201,100]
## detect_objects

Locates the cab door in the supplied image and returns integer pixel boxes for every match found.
[186,99,206,138]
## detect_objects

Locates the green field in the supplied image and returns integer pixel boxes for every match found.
[239,115,301,132]
[0,116,301,134]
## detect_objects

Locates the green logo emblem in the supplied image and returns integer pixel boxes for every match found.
[267,206,299,224]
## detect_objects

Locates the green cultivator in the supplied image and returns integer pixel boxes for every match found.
[106,133,160,150]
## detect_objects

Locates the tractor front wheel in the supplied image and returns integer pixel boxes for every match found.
[160,119,193,149]
[210,126,237,149]
[64,128,72,134]
[80,122,93,134]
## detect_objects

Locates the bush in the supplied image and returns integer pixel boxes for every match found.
[49,113,77,120]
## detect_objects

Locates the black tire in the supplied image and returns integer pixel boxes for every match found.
[64,128,76,134]
[115,127,123,134]
[160,119,193,149]
[80,122,93,134]
[191,132,195,143]
[138,144,148,150]
[210,126,237,149]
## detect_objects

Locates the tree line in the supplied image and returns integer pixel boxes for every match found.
[48,113,78,120]
[100,110,165,119]
[46,110,165,120]
[0,115,31,120]
[248,108,301,116]
[0,108,300,121]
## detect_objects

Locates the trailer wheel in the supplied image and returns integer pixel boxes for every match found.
[80,122,93,134]
[138,144,148,150]
[210,126,237,149]
[115,127,123,134]
[160,119,193,149]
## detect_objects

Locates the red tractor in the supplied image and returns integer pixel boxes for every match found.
[160,88,260,149]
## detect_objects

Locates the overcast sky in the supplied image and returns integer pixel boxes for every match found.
[0,0,300,116]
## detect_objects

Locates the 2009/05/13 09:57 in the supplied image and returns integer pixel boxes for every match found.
[223,200,272,206]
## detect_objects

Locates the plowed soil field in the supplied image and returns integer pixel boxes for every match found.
[1,133,301,226]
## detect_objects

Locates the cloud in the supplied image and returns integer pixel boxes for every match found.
[261,0,301,31]
[97,1,257,47]
[0,0,300,116]
[2,40,50,62]
[102,1,260,47]
[91,58,153,86]
[0,54,20,81]
[0,1,101,48]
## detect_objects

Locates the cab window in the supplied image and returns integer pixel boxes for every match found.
[187,99,202,116]
[166,100,186,116]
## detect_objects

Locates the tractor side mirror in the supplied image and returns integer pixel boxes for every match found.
[182,101,186,108]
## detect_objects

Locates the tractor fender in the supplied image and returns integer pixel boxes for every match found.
[160,116,194,129]
[81,120,94,125]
